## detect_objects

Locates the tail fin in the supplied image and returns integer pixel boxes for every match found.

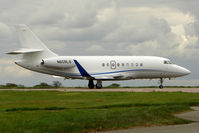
[7,24,57,59]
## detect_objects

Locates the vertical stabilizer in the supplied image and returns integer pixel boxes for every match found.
[14,24,57,59]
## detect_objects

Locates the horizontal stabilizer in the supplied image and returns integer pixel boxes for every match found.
[7,48,43,54]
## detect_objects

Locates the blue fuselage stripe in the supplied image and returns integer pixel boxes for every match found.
[68,69,156,77]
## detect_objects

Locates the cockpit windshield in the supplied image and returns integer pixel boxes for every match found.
[164,60,172,64]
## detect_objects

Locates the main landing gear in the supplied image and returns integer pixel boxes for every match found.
[159,78,164,89]
[96,80,102,89]
[88,80,102,89]
[88,79,94,89]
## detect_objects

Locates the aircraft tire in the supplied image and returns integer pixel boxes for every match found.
[88,80,94,89]
[159,85,163,89]
[96,84,102,89]
[88,84,94,89]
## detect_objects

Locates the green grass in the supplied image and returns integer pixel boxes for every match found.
[0,91,199,133]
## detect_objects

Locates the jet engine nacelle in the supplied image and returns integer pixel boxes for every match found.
[41,57,75,68]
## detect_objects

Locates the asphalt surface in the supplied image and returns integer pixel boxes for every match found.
[100,107,199,133]
[1,88,199,93]
[100,123,199,133]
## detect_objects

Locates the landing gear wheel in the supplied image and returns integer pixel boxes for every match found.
[88,80,94,89]
[96,80,102,89]
[159,85,163,89]
[158,78,164,89]
[96,84,102,89]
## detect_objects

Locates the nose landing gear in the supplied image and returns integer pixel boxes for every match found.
[159,78,164,89]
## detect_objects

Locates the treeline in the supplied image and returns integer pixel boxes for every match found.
[0,82,198,89]
[0,81,62,89]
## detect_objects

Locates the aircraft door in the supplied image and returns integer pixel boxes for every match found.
[110,60,116,69]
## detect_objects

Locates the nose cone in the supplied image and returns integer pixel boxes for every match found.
[178,66,191,76]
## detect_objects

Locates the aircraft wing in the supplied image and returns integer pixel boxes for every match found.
[93,74,124,80]
[74,59,125,80]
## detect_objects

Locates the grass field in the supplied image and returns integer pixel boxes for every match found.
[0,91,199,133]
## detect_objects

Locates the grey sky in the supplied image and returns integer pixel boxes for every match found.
[0,0,198,87]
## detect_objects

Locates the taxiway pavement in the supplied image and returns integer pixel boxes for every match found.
[0,88,199,93]
[100,107,199,133]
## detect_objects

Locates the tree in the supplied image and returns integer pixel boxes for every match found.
[52,81,62,88]
[6,83,18,88]
[33,82,52,88]
[107,83,120,88]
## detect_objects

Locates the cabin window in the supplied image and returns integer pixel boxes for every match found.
[136,63,138,67]
[131,63,134,67]
[164,60,172,64]
[126,63,129,66]
[140,63,143,66]
[122,63,124,67]
[107,63,109,67]
[102,63,105,67]
[117,63,120,67]
[69,60,71,64]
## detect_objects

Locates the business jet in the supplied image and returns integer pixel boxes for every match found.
[7,24,191,89]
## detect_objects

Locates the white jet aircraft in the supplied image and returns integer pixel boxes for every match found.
[7,25,191,89]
